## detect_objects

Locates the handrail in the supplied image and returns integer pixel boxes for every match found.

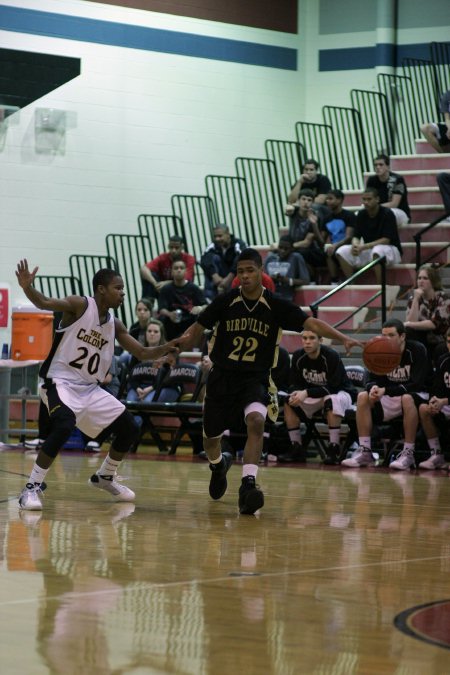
[414,214,450,270]
[309,256,387,326]
[332,291,383,330]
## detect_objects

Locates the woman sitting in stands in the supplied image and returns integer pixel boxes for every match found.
[126,320,179,405]
[119,298,154,366]
[404,264,450,363]
[128,318,166,370]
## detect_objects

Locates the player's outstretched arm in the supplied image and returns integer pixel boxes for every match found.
[115,320,179,361]
[174,322,206,352]
[304,316,363,354]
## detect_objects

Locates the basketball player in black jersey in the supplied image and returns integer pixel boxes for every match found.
[177,248,362,515]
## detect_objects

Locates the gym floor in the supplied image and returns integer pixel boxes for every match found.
[1,445,449,674]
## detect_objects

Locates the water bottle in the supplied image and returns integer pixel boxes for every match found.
[174,309,183,323]
[1,343,8,359]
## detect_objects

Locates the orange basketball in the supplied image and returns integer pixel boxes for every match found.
[362,335,402,375]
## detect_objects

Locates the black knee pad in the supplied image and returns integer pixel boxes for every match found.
[108,410,140,454]
[42,394,77,458]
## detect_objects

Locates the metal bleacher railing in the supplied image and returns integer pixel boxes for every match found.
[414,214,450,270]
[292,41,450,191]
[295,121,342,189]
[235,156,285,245]
[170,194,218,289]
[309,257,388,329]
[430,41,450,99]
[402,56,440,131]
[69,254,117,297]
[137,214,185,256]
[323,104,369,190]
[264,139,306,201]
[105,233,153,327]
[376,73,416,155]
[349,90,392,164]
[204,174,254,245]
[34,274,82,298]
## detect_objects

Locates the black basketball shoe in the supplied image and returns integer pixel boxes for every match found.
[238,476,264,515]
[324,443,340,465]
[209,452,233,500]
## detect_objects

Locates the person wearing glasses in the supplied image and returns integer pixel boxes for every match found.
[404,264,450,365]
[417,327,450,470]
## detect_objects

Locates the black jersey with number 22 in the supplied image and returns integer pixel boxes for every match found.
[197,288,309,372]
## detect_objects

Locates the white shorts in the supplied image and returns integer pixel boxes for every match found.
[391,208,409,226]
[295,391,353,419]
[40,379,125,439]
[337,243,401,268]
[380,393,428,422]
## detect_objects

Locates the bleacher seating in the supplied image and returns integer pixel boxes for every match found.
[30,39,450,458]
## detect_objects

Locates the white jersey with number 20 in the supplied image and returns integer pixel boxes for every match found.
[45,296,115,386]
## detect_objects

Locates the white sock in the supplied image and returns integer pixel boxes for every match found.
[29,464,49,486]
[428,438,441,453]
[209,454,223,465]
[329,427,340,445]
[359,437,371,450]
[242,464,258,479]
[98,455,120,477]
[288,428,301,444]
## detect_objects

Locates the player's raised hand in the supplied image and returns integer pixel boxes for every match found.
[15,259,39,289]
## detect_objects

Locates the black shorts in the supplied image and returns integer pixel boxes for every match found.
[436,123,450,148]
[203,367,270,438]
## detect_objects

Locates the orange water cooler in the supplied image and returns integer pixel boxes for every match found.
[11,306,53,361]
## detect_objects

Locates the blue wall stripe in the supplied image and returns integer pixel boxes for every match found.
[319,42,435,71]
[0,5,297,70]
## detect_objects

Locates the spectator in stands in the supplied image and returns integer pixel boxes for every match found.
[341,319,429,471]
[158,259,206,340]
[336,187,402,284]
[283,189,326,281]
[128,318,166,371]
[277,328,355,465]
[140,235,196,301]
[118,298,154,367]
[436,171,450,221]
[125,353,180,432]
[264,235,310,299]
[200,224,247,300]
[126,353,179,406]
[129,298,154,343]
[321,189,356,285]
[418,326,450,470]
[287,158,332,205]
[366,154,410,226]
[420,90,450,153]
[404,264,450,364]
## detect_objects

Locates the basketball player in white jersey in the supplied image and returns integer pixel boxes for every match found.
[15,260,178,511]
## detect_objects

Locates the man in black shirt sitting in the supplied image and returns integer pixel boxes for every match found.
[336,187,402,284]
[278,327,355,465]
[366,154,410,226]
